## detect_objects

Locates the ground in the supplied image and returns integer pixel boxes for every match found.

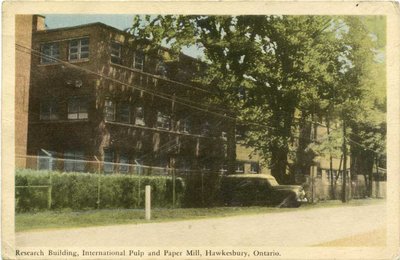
[16,202,386,247]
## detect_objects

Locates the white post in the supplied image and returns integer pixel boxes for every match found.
[145,185,151,220]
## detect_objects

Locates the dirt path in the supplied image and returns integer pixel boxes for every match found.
[16,203,386,247]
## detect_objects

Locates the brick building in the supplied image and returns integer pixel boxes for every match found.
[15,15,45,167]
[22,15,266,174]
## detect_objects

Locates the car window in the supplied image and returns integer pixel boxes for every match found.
[266,177,279,186]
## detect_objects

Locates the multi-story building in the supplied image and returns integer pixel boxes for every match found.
[23,16,265,175]
[15,15,45,167]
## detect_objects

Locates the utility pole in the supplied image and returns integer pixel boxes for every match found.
[341,120,347,203]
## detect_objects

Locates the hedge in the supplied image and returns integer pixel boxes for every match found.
[15,169,184,212]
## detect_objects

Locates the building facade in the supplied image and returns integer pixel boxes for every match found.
[24,17,264,175]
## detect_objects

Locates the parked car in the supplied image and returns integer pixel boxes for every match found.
[219,174,307,207]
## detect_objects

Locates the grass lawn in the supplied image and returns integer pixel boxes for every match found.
[16,199,384,232]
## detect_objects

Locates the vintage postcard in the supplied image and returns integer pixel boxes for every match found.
[2,1,400,259]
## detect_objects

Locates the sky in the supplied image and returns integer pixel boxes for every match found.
[44,14,204,58]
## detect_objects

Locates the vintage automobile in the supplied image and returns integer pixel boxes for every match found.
[219,174,307,207]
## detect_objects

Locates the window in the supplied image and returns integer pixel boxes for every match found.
[134,107,145,126]
[69,38,89,61]
[38,150,55,170]
[111,42,122,64]
[201,121,210,136]
[156,60,167,76]
[41,43,60,64]
[179,118,191,133]
[119,154,129,173]
[317,168,322,177]
[64,150,85,172]
[133,51,145,70]
[68,97,88,120]
[157,111,170,130]
[118,102,131,123]
[40,100,58,120]
[250,162,260,174]
[104,149,114,173]
[104,99,115,121]
[236,162,245,173]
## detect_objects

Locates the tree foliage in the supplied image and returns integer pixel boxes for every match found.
[129,15,386,185]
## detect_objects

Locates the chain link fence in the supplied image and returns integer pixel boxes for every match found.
[15,155,222,212]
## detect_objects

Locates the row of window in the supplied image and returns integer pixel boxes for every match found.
[38,150,260,174]
[40,97,88,120]
[41,38,89,64]
[40,37,146,71]
[39,98,218,136]
[103,99,216,135]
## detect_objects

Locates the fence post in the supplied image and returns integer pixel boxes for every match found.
[145,185,151,220]
[172,168,176,208]
[47,173,52,209]
[135,160,142,208]
[201,171,204,206]
[95,156,101,209]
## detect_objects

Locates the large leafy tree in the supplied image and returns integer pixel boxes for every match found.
[128,15,384,186]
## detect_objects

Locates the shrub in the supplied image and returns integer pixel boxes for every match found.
[15,169,185,212]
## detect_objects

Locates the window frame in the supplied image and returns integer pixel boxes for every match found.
[235,162,245,173]
[67,97,89,120]
[118,102,131,123]
[40,42,60,64]
[111,41,122,64]
[40,100,59,120]
[64,150,85,172]
[134,106,145,126]
[104,98,116,122]
[68,37,90,61]
[179,118,191,133]
[250,162,260,174]
[118,153,129,173]
[156,111,171,130]
[104,149,114,173]
[133,51,145,70]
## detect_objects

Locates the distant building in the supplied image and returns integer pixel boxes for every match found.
[20,15,265,175]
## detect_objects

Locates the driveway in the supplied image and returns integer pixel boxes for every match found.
[16,203,386,247]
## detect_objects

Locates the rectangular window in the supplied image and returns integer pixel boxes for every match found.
[157,111,170,130]
[40,100,59,120]
[111,42,122,64]
[104,149,114,173]
[69,37,89,61]
[250,162,260,174]
[64,150,85,172]
[134,107,145,126]
[104,99,115,121]
[118,102,130,123]
[201,121,210,136]
[68,97,88,120]
[40,43,60,64]
[119,154,129,173]
[156,60,167,76]
[38,150,55,171]
[179,118,191,133]
[133,51,144,70]
[236,162,245,173]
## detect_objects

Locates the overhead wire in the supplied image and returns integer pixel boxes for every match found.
[16,43,385,156]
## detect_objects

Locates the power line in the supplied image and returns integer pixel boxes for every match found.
[16,44,385,156]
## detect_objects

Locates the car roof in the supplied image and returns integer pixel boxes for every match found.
[224,174,275,179]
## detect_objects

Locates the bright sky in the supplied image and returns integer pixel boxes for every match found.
[44,14,204,59]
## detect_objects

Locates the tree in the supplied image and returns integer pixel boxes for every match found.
[128,15,385,187]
